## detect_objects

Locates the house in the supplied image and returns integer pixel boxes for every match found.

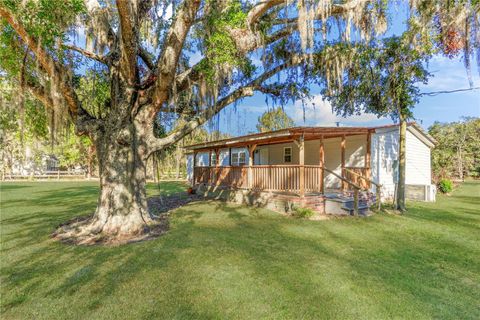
[185,123,436,215]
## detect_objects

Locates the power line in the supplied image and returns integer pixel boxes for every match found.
[420,87,480,96]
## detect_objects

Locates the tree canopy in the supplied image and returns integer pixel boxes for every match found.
[429,117,480,181]
[256,107,295,132]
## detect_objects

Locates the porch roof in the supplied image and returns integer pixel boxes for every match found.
[184,122,435,151]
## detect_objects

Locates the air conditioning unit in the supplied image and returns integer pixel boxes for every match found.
[425,184,436,202]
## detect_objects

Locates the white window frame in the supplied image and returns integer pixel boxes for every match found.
[284,147,292,163]
[231,150,246,166]
[210,152,217,166]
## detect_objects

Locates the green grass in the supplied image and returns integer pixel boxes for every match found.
[1,181,479,319]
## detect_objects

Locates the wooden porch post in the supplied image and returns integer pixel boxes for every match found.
[319,135,325,193]
[299,136,305,197]
[214,149,220,186]
[207,149,212,185]
[192,151,197,186]
[215,149,220,166]
[248,144,257,189]
[365,131,372,182]
[341,135,346,191]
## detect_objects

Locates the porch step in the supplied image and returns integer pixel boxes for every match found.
[324,192,375,216]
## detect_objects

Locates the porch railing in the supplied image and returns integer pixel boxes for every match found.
[251,165,300,192]
[344,167,371,189]
[195,165,327,193]
[344,167,382,211]
[194,166,248,188]
[194,164,381,214]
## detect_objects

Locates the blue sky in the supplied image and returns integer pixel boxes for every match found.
[210,54,480,136]
[70,2,479,136]
[204,2,480,136]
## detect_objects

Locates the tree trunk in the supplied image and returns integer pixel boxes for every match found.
[87,144,95,178]
[457,147,463,181]
[55,117,157,244]
[396,114,407,212]
[175,143,181,180]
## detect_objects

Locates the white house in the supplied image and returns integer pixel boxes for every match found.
[185,123,437,211]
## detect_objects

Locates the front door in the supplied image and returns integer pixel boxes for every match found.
[254,148,269,165]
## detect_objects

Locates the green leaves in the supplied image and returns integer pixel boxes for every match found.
[256,107,295,133]
[320,36,431,121]
[196,0,252,85]
[9,0,85,49]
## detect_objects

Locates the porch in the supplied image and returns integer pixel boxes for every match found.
[188,127,382,215]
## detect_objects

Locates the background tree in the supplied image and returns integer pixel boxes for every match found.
[1,0,478,243]
[320,36,431,212]
[256,107,295,132]
[429,117,480,181]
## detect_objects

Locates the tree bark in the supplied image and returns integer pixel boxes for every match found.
[175,143,181,180]
[55,111,157,244]
[396,114,407,212]
[87,144,95,178]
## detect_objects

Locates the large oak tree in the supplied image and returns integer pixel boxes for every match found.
[1,0,478,243]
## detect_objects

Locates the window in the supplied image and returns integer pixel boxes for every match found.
[284,147,292,163]
[210,152,217,166]
[231,150,246,166]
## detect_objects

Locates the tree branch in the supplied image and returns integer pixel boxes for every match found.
[116,0,139,85]
[146,55,308,153]
[152,0,200,106]
[246,0,284,26]
[83,0,116,47]
[0,5,80,116]
[24,80,54,110]
[138,46,155,70]
[63,44,106,64]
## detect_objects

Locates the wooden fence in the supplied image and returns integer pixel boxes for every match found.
[2,170,86,180]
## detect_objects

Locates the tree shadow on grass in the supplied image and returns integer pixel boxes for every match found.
[2,183,480,319]
[0,184,30,191]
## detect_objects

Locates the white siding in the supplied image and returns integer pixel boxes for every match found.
[345,135,366,167]
[305,139,320,165]
[324,137,342,189]
[265,142,299,164]
[371,129,399,199]
[371,126,433,200]
[406,130,431,185]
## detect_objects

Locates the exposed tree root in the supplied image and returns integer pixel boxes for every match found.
[52,214,169,246]
[52,193,201,246]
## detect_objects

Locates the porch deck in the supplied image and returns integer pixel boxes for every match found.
[196,183,376,216]
[189,127,384,215]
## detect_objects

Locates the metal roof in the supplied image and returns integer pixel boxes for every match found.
[184,122,436,151]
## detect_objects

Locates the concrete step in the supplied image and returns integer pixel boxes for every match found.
[324,192,375,216]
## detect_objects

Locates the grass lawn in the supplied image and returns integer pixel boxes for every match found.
[1,180,479,319]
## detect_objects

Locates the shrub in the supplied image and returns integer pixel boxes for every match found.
[438,178,453,194]
[292,206,315,219]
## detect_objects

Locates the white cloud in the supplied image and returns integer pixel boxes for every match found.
[288,95,389,127]
[422,54,480,92]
